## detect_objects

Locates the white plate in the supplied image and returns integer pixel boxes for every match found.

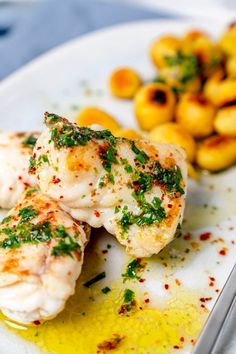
[0,19,235,354]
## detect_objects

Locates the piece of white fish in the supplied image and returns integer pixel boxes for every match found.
[0,189,90,324]
[34,113,187,257]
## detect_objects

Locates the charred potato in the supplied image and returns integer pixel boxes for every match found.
[214,106,236,137]
[109,67,142,99]
[196,135,236,171]
[149,122,196,162]
[134,83,176,131]
[176,93,215,138]
[76,107,120,133]
[150,35,181,69]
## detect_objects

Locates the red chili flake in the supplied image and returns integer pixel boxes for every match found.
[161,194,165,201]
[52,176,61,184]
[9,187,13,191]
[215,289,220,293]
[102,250,108,254]
[180,337,185,342]
[33,320,41,326]
[59,195,64,199]
[209,282,214,287]
[33,153,36,158]
[144,299,150,304]
[200,232,211,241]
[184,233,191,240]
[36,146,42,150]
[200,304,205,308]
[89,182,93,186]
[191,339,195,345]
[173,345,180,349]
[18,176,22,180]
[209,277,215,282]
[94,210,100,218]
[167,204,172,208]
[219,248,227,256]
[164,284,169,290]
[200,297,212,303]
[139,278,145,283]
[23,182,30,187]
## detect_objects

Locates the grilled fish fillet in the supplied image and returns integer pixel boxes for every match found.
[0,132,38,209]
[33,113,187,258]
[0,189,90,324]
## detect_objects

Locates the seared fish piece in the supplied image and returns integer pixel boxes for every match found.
[34,113,187,258]
[0,189,90,324]
[0,132,38,209]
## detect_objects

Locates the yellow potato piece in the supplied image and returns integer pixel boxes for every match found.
[134,83,176,131]
[176,93,215,138]
[220,22,236,57]
[214,106,236,137]
[159,66,201,94]
[149,122,196,162]
[76,107,121,133]
[109,67,142,99]
[226,56,236,78]
[150,35,181,69]
[114,128,142,140]
[196,135,236,172]
[214,79,236,107]
[203,69,225,106]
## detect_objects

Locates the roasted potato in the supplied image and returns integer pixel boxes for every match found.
[134,83,176,131]
[76,107,120,133]
[220,22,236,57]
[114,128,142,140]
[196,135,236,171]
[176,93,215,138]
[214,78,236,107]
[109,67,142,99]
[203,69,225,105]
[226,56,236,78]
[150,35,181,69]
[214,106,236,137]
[149,122,196,162]
[159,65,201,94]
[183,30,223,74]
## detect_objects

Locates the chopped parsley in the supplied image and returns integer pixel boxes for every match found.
[131,142,149,164]
[22,134,37,148]
[83,271,106,288]
[101,286,111,294]
[0,209,81,258]
[18,206,38,223]
[51,237,80,257]
[122,259,144,281]
[119,289,137,315]
[25,187,38,196]
[119,196,166,232]
[1,215,13,224]
[37,154,49,166]
[29,156,36,173]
